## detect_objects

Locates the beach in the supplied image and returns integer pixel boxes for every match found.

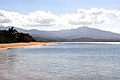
[0,42,55,50]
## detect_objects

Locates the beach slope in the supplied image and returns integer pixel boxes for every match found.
[0,42,55,50]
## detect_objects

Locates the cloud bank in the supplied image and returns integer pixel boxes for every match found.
[0,8,120,32]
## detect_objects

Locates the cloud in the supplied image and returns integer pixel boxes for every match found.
[69,20,92,25]
[0,19,11,23]
[0,8,120,30]
[0,10,11,23]
[25,11,58,27]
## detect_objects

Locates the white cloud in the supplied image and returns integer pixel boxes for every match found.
[0,8,120,33]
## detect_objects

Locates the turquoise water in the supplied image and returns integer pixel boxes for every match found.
[0,42,120,80]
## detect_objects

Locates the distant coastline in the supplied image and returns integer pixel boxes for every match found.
[0,42,55,50]
[1,26,120,42]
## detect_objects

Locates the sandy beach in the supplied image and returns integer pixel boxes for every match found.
[0,42,55,50]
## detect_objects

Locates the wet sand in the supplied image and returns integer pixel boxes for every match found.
[0,42,55,50]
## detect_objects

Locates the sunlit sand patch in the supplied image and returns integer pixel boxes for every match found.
[0,42,55,50]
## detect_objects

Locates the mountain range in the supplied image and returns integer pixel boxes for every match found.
[1,26,120,42]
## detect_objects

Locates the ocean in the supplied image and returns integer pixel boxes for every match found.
[0,42,120,80]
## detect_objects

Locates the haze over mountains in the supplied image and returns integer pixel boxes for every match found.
[1,26,120,42]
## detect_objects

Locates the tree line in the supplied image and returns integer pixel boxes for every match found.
[0,27,36,43]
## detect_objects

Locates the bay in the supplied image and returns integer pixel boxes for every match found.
[0,42,120,80]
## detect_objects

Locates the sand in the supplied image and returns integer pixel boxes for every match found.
[0,42,55,50]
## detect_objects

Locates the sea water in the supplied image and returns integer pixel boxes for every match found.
[0,42,120,80]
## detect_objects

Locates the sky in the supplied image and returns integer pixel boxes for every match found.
[0,0,120,33]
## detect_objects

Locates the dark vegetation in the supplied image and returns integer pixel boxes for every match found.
[0,27,36,43]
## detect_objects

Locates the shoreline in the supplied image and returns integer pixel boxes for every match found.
[1,42,120,51]
[62,42,120,44]
[0,42,55,50]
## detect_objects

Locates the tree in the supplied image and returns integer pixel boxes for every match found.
[8,27,18,35]
[7,27,18,38]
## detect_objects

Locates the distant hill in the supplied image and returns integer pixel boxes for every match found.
[1,26,120,42]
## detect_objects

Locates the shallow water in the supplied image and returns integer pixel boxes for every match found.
[0,42,120,80]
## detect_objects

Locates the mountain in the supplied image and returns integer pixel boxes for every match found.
[1,26,120,42]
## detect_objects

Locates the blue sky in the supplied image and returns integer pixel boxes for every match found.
[0,0,120,33]
[0,0,120,14]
